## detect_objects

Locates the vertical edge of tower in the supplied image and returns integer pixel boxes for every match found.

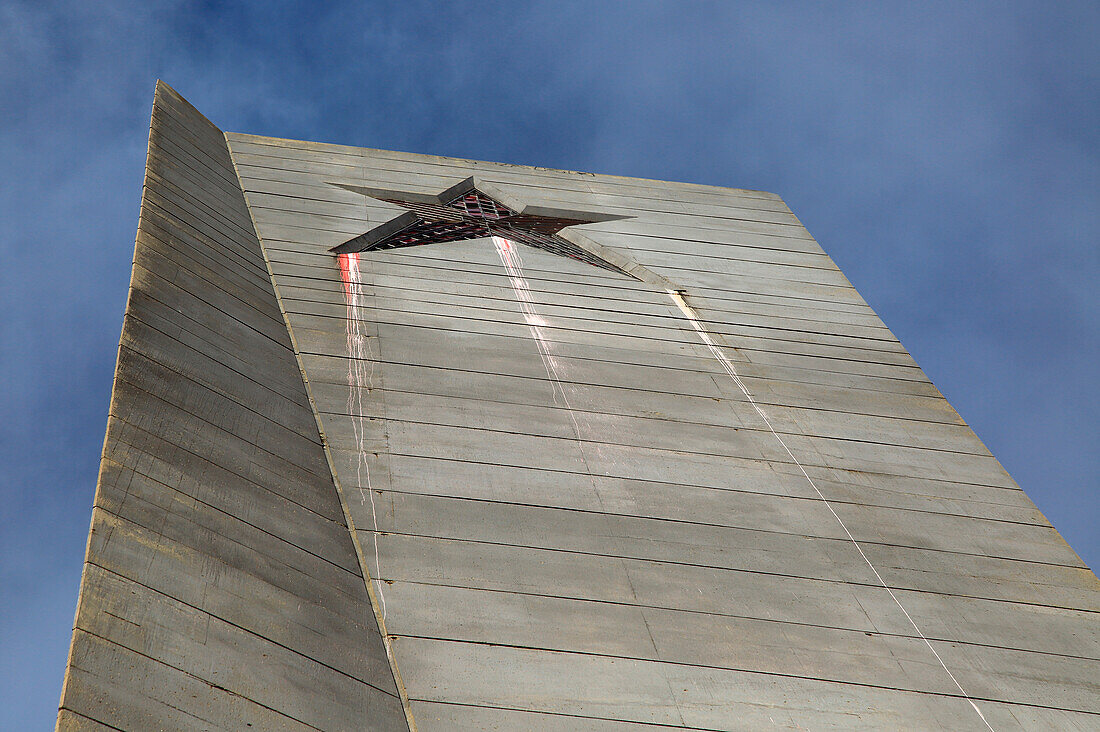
[56,82,409,731]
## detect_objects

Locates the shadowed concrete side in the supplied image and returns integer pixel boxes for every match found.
[56,82,409,731]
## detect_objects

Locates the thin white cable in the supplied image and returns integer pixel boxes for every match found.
[667,290,993,731]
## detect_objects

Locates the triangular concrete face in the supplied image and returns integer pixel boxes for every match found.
[57,82,410,731]
[60,82,1100,731]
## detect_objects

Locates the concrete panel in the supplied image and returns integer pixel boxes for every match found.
[234,135,1098,722]
[64,82,1099,732]
[57,82,408,730]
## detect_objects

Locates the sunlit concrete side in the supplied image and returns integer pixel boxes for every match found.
[229,131,1100,730]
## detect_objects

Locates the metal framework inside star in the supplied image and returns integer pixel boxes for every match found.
[329,177,633,276]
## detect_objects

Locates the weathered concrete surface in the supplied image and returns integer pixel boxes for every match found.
[57,83,409,731]
[227,131,1100,730]
[60,80,1100,731]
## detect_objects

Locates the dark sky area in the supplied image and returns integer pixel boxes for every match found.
[1,2,1096,727]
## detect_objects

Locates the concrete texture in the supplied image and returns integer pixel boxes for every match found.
[56,83,409,731]
[60,83,1099,730]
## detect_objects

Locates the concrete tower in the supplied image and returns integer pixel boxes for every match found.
[58,82,1100,730]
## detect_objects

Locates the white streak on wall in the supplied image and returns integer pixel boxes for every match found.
[492,236,585,437]
[340,252,387,621]
[667,289,993,731]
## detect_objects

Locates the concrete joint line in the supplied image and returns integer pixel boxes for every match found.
[227,135,418,732]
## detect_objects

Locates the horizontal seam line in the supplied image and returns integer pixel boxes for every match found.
[377,578,1100,661]
[370,532,1096,612]
[392,635,1100,715]
[371,488,1080,569]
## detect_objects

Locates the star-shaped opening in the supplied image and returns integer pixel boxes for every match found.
[330,177,634,277]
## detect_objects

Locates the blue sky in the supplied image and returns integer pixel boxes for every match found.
[2,1,1097,727]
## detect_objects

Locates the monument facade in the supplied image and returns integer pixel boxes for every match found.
[58,82,1099,730]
